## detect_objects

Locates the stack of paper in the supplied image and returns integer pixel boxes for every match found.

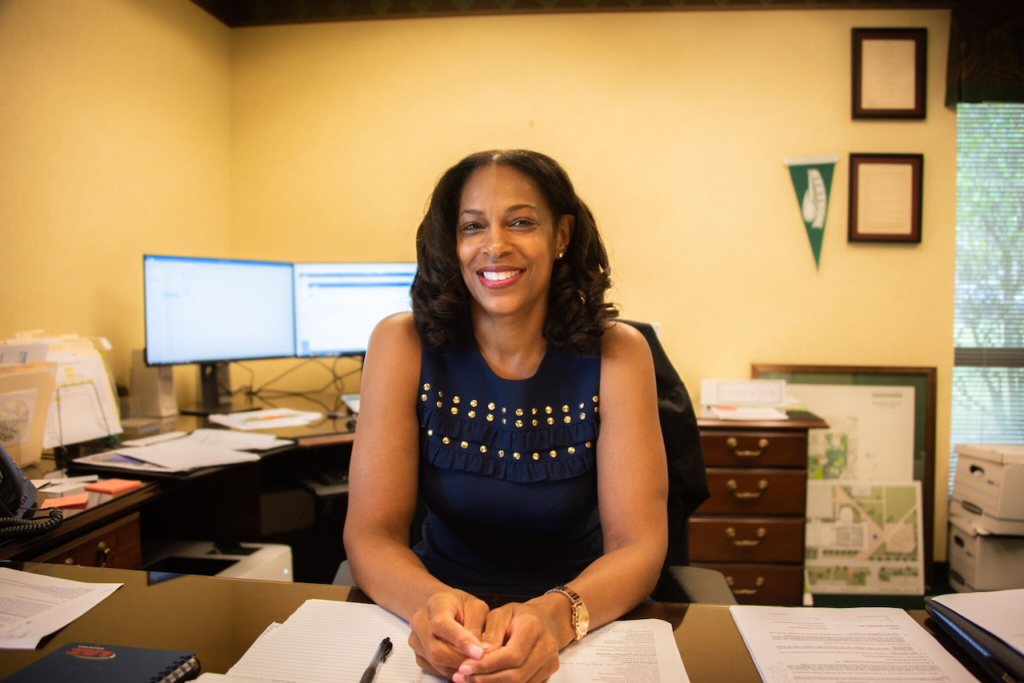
[213,600,689,683]
[0,569,122,650]
[73,440,260,475]
[209,409,321,431]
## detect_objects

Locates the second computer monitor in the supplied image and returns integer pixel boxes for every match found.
[293,262,416,357]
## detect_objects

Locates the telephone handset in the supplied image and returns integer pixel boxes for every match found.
[0,443,63,538]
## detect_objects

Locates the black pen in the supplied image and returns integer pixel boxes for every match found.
[359,637,393,683]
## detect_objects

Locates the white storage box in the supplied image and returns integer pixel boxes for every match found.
[951,444,1024,536]
[947,517,1024,592]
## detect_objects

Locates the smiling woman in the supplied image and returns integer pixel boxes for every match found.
[343,150,669,683]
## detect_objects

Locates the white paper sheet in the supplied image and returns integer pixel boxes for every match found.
[0,568,122,650]
[209,409,321,431]
[730,605,976,683]
[185,429,293,451]
[0,343,49,365]
[933,589,1024,657]
[115,441,260,470]
[121,431,188,447]
[221,601,689,683]
[43,350,122,448]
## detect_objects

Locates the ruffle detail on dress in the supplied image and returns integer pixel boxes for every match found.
[423,440,596,483]
[419,407,599,451]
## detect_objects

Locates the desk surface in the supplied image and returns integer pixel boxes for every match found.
[0,563,983,683]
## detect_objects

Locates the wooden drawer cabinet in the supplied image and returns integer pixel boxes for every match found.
[690,517,805,564]
[35,513,141,569]
[693,415,825,606]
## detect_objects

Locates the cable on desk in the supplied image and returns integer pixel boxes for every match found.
[0,508,64,538]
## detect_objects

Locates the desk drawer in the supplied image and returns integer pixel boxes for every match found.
[695,563,804,606]
[35,513,141,569]
[689,517,804,563]
[700,469,806,515]
[701,431,807,468]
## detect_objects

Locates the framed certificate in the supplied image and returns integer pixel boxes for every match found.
[848,153,923,243]
[852,28,927,119]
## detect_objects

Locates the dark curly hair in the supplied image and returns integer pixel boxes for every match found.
[411,149,617,355]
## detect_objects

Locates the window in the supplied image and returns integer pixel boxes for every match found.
[950,103,1024,494]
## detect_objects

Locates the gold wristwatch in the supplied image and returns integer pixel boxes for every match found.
[545,585,589,642]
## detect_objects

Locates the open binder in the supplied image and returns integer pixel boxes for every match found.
[924,596,1024,683]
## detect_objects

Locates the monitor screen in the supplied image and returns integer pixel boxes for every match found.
[144,255,296,365]
[294,262,416,357]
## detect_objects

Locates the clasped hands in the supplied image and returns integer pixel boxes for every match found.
[408,589,566,683]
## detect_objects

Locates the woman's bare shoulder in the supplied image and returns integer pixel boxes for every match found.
[600,321,651,366]
[369,312,420,356]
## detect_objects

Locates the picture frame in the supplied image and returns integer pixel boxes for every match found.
[751,364,937,591]
[848,153,923,244]
[852,28,927,119]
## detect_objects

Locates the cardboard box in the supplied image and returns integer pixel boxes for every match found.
[947,517,1024,592]
[951,444,1024,536]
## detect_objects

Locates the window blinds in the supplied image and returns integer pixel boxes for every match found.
[950,103,1024,495]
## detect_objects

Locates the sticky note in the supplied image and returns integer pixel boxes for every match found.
[40,493,89,509]
[85,479,142,495]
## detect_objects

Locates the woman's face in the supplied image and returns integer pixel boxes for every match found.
[456,165,572,321]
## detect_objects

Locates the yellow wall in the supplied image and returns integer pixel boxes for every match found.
[231,10,955,557]
[2,3,955,558]
[0,0,232,398]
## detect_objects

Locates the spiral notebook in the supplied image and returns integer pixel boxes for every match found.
[5,642,200,682]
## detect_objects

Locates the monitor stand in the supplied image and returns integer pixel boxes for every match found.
[179,362,259,417]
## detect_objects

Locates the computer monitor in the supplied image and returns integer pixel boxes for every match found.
[144,255,296,366]
[293,262,416,357]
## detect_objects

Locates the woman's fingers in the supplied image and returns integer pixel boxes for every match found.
[410,590,490,677]
[457,606,560,683]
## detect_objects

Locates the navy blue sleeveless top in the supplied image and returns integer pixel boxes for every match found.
[413,329,603,597]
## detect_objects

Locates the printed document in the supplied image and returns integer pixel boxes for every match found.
[933,589,1024,657]
[220,600,689,683]
[209,408,321,431]
[0,568,121,649]
[731,605,975,683]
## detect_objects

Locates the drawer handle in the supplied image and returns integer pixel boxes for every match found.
[726,437,769,458]
[96,542,111,568]
[63,558,78,566]
[725,527,767,546]
[726,576,765,595]
[726,479,769,499]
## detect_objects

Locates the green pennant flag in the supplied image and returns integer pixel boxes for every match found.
[784,156,838,269]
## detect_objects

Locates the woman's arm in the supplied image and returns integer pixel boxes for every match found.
[461,323,668,682]
[343,313,489,676]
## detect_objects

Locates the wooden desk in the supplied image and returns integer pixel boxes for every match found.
[0,563,986,683]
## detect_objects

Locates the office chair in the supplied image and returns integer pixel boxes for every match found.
[620,321,736,605]
[336,322,737,605]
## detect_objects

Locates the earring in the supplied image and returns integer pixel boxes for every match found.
[557,252,564,259]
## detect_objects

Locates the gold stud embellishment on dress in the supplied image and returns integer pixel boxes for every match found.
[545,406,553,414]
[532,419,538,427]
[568,446,576,454]
[468,411,476,418]
[513,452,521,460]
[451,407,458,415]
[564,416,571,424]
[579,403,584,409]
[488,402,495,410]
[502,418,507,425]
[499,450,505,457]
[547,417,554,425]
[515,420,523,428]
[595,406,599,413]
[427,429,433,436]
[480,445,487,453]
[502,407,507,414]
[532,452,540,461]
[461,441,468,449]
[515,408,523,416]
[593,396,599,403]
[438,391,443,398]
[550,450,557,458]
[423,383,430,391]
[532,408,538,415]
[421,394,427,402]
[470,399,478,407]
[453,396,460,404]
[487,414,494,422]
[436,401,443,408]
[580,413,586,420]
[562,405,569,413]
[443,437,450,444]
[586,441,592,448]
